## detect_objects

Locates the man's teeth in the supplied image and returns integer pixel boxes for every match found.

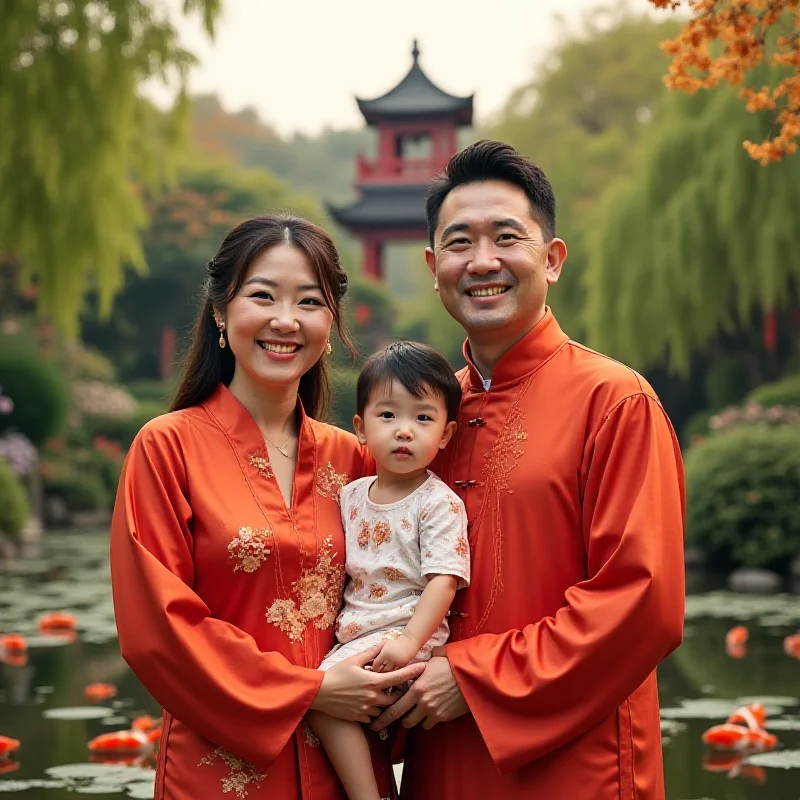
[469,287,508,297]
[259,343,299,353]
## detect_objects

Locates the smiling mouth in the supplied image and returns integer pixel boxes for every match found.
[466,286,510,297]
[258,342,301,354]
[393,447,412,456]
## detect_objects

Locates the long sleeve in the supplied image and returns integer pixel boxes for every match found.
[110,421,323,772]
[445,393,685,775]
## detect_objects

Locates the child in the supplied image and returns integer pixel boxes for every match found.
[307,341,470,800]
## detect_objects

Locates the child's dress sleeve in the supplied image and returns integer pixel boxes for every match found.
[418,483,470,588]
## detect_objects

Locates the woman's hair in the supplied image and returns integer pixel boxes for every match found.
[356,341,462,422]
[171,214,352,419]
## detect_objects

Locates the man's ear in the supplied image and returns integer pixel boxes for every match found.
[425,247,438,292]
[353,415,367,444]
[545,238,568,286]
[439,420,457,449]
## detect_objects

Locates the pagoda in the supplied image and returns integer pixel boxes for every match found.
[328,41,473,279]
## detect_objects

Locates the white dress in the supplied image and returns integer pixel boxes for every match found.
[318,472,470,670]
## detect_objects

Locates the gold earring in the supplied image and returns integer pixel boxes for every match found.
[326,340,332,355]
[218,328,226,349]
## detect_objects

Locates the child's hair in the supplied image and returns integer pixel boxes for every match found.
[356,342,462,422]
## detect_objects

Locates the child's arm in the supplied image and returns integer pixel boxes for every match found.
[372,574,458,673]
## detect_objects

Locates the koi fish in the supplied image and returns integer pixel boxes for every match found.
[84,683,117,701]
[702,723,777,752]
[784,632,800,660]
[0,652,27,668]
[0,736,20,757]
[727,703,766,731]
[0,760,20,775]
[725,625,748,658]
[702,752,766,784]
[38,612,77,632]
[0,634,27,653]
[88,727,161,754]
[132,715,157,732]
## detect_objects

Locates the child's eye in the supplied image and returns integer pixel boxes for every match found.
[418,415,433,422]
[378,411,394,419]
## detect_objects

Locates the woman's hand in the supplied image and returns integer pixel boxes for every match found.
[310,644,425,723]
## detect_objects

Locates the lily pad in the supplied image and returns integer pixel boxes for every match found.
[660,699,740,720]
[736,695,798,708]
[765,718,800,730]
[744,749,800,769]
[43,706,115,720]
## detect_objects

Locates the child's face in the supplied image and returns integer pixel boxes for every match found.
[354,379,456,476]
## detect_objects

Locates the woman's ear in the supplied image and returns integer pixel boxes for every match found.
[439,420,457,449]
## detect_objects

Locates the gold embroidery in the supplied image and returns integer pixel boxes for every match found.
[316,462,349,502]
[383,567,405,581]
[248,451,273,480]
[266,536,345,642]
[358,519,370,549]
[303,722,321,748]
[199,747,266,799]
[228,527,273,573]
[349,506,358,521]
[481,407,528,492]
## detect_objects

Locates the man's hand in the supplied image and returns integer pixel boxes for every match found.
[369,654,469,731]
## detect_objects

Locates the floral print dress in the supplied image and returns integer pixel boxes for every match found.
[319,472,470,670]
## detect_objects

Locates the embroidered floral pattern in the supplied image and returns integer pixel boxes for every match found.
[316,462,349,502]
[449,499,461,514]
[265,536,345,642]
[401,518,411,530]
[227,526,273,573]
[482,406,528,492]
[303,722,321,748]
[340,621,362,639]
[382,567,405,582]
[349,506,358,521]
[248,450,273,480]
[358,519,371,549]
[373,520,391,546]
[351,576,364,592]
[454,536,469,558]
[199,747,266,799]
[369,583,387,599]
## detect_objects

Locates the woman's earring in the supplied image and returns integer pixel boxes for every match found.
[326,340,332,355]
[218,328,226,349]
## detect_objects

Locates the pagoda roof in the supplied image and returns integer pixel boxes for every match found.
[327,184,429,230]
[356,41,473,125]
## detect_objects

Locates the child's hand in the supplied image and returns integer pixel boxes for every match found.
[372,633,420,673]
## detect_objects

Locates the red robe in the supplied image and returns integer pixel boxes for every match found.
[110,384,386,800]
[401,309,685,800]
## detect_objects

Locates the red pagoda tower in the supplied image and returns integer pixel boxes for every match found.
[329,41,473,279]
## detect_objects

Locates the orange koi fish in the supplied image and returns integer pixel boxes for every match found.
[88,729,152,754]
[0,736,20,757]
[83,683,117,701]
[702,753,766,784]
[0,760,20,774]
[0,634,27,653]
[725,625,748,658]
[0,652,27,668]
[131,715,157,732]
[38,612,77,632]
[702,723,777,752]
[783,633,800,660]
[727,703,766,730]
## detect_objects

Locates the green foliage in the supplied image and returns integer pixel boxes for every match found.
[43,471,109,513]
[746,374,800,408]
[330,367,358,431]
[0,1,222,336]
[0,458,30,538]
[126,379,174,405]
[685,425,800,571]
[703,356,753,410]
[488,6,680,339]
[83,401,164,449]
[0,338,69,445]
[585,74,800,373]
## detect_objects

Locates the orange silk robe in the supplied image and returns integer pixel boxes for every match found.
[110,384,388,800]
[402,309,686,800]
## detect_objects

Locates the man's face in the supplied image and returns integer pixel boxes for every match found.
[425,180,566,343]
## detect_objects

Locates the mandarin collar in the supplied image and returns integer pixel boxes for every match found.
[463,307,569,391]
[202,383,314,461]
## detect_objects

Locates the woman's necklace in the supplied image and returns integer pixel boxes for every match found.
[262,432,295,458]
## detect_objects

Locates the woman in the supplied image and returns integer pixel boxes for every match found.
[110,215,422,800]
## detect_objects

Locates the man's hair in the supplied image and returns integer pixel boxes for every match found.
[424,139,556,246]
[357,341,462,423]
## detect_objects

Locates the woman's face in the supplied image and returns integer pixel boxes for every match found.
[220,244,334,392]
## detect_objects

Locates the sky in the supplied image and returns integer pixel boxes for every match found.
[166,0,660,138]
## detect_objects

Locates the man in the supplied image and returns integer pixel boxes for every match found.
[372,140,685,799]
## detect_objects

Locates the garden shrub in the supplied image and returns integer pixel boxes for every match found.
[685,424,800,572]
[43,471,109,513]
[0,458,30,538]
[83,401,164,448]
[330,367,359,432]
[746,374,800,409]
[0,340,69,445]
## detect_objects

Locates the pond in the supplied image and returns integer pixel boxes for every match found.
[1,530,799,798]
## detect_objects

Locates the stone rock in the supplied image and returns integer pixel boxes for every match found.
[728,568,782,593]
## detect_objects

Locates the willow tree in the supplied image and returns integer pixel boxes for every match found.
[584,80,800,374]
[487,6,680,339]
[0,0,221,336]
